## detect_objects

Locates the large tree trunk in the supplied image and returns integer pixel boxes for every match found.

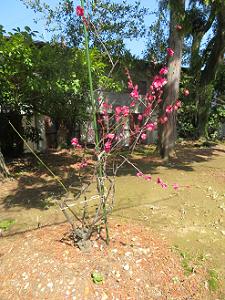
[158,0,185,161]
[0,147,10,180]
[197,2,225,138]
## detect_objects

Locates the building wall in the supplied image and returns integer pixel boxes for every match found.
[22,114,47,153]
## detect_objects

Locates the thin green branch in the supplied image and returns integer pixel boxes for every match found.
[8,120,68,193]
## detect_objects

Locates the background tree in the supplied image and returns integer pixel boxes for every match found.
[157,0,185,160]
[21,0,148,56]
[187,0,225,138]
[147,0,225,149]
[0,24,121,177]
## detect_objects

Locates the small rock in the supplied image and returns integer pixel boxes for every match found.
[93,242,98,248]
[136,259,142,264]
[112,249,118,254]
[115,271,121,278]
[123,264,130,271]
[47,282,53,289]
[101,292,108,300]
[24,282,29,290]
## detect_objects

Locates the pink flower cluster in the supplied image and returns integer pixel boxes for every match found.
[136,173,180,190]
[115,105,130,122]
[158,100,182,125]
[104,132,115,153]
[159,67,168,75]
[136,172,152,181]
[146,122,157,132]
[152,75,167,90]
[71,137,82,149]
[100,101,112,121]
[130,85,139,100]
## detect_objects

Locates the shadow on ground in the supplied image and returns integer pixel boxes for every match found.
[1,142,224,211]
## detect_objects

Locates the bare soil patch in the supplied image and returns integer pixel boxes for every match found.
[1,142,225,299]
[0,221,212,300]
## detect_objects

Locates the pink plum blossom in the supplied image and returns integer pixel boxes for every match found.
[147,94,155,102]
[183,89,189,96]
[157,177,168,189]
[167,48,174,57]
[144,175,152,181]
[166,105,173,114]
[130,101,136,107]
[76,5,84,16]
[79,161,88,168]
[115,106,122,115]
[161,183,168,189]
[128,81,134,89]
[136,172,143,177]
[146,123,156,131]
[174,99,182,111]
[152,75,167,90]
[138,114,143,121]
[159,67,168,75]
[122,106,130,117]
[159,115,168,124]
[130,85,139,100]
[141,133,147,140]
[173,183,179,190]
[157,98,163,104]
[104,141,111,153]
[71,137,81,148]
[157,177,163,185]
[143,104,152,117]
[107,133,115,140]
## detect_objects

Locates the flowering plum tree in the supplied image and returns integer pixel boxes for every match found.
[60,1,183,249]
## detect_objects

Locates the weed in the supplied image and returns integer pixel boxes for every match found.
[0,219,15,231]
[208,269,219,291]
[91,271,104,284]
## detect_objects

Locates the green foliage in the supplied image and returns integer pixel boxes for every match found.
[208,106,225,139]
[177,66,225,140]
[177,103,196,138]
[0,25,120,125]
[0,219,15,231]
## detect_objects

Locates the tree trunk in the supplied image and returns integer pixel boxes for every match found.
[0,147,10,180]
[197,2,225,138]
[158,0,185,161]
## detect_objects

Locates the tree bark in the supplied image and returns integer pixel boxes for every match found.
[196,2,225,138]
[158,0,185,161]
[0,147,10,180]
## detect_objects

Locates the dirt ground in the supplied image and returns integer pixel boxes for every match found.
[0,142,225,299]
